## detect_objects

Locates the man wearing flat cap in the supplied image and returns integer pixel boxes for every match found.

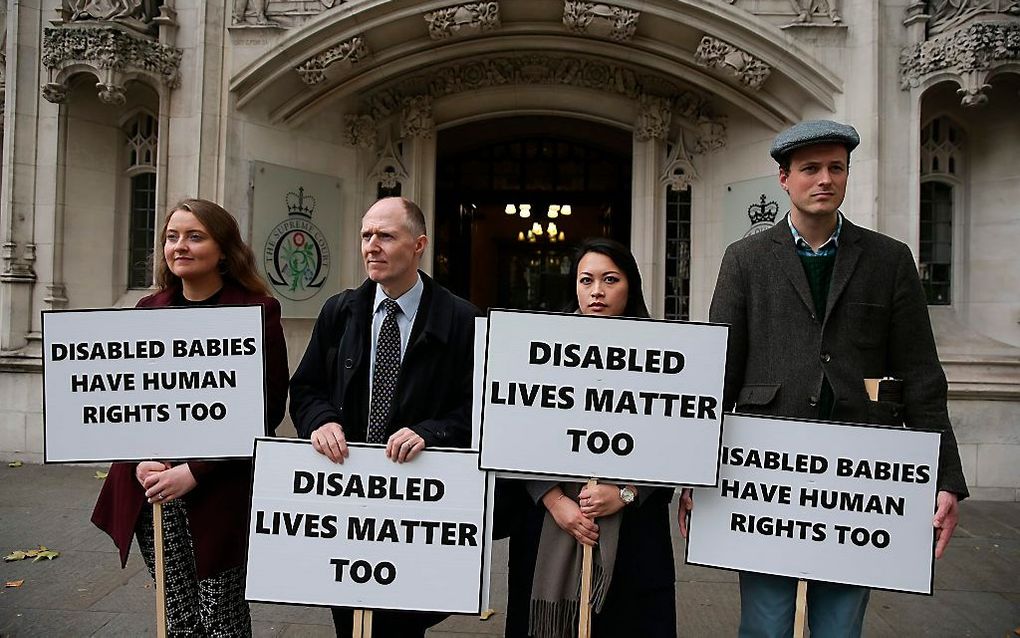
[705,120,968,636]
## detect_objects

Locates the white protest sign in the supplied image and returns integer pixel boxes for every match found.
[42,306,266,462]
[686,414,941,594]
[246,440,493,613]
[480,310,727,486]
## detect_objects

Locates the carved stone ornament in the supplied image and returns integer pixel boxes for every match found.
[369,133,409,189]
[59,0,162,36]
[727,0,843,27]
[694,115,728,154]
[400,95,435,140]
[659,134,700,192]
[634,95,672,141]
[562,1,640,41]
[232,0,347,29]
[359,54,718,127]
[343,114,377,149]
[295,35,368,85]
[424,2,500,40]
[41,24,183,104]
[1,241,37,283]
[899,20,1020,106]
[694,36,772,90]
[928,0,1020,36]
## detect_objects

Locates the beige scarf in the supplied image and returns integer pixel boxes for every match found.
[528,482,623,638]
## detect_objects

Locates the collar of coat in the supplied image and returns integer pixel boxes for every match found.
[139,281,255,307]
[766,213,865,322]
[343,270,457,348]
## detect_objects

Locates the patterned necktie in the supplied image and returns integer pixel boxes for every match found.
[368,298,402,443]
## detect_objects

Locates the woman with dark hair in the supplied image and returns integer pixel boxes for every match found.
[92,198,289,636]
[505,238,677,638]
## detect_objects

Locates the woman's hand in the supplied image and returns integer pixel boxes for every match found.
[135,461,168,488]
[543,489,599,546]
[579,483,629,519]
[142,464,198,504]
[677,488,694,539]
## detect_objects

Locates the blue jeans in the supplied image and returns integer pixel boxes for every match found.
[738,572,870,638]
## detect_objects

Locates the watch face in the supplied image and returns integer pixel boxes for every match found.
[620,487,635,504]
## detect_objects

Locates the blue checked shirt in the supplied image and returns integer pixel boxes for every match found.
[789,213,842,257]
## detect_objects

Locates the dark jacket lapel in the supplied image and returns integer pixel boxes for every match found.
[824,216,863,323]
[768,217,816,316]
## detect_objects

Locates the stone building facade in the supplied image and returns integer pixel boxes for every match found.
[1,0,1018,498]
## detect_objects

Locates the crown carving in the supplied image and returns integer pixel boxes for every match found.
[748,194,779,224]
[286,187,316,218]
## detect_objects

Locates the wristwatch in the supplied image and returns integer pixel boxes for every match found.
[619,486,636,505]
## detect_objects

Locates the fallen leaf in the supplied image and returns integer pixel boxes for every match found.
[5,546,58,562]
[5,580,24,588]
[7,461,22,468]
[479,608,496,621]
[94,471,108,480]
[32,550,59,562]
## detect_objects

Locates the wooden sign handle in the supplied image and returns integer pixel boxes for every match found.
[153,502,167,638]
[793,579,807,638]
[353,609,373,638]
[577,478,597,638]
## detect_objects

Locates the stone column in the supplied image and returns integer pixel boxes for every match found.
[630,95,670,319]
[164,0,226,203]
[399,95,437,275]
[0,0,43,353]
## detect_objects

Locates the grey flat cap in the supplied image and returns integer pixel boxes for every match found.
[770,120,860,163]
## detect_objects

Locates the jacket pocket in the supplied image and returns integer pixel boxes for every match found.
[736,384,781,409]
[867,400,904,427]
[847,302,890,348]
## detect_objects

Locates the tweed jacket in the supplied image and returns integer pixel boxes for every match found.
[289,271,478,448]
[710,215,968,497]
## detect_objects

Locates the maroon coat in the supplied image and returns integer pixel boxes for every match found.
[91,283,289,579]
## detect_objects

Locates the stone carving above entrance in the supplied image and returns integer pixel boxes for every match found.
[562,1,639,41]
[660,134,700,192]
[343,114,377,149]
[348,54,726,151]
[424,2,501,40]
[727,0,843,28]
[41,23,183,104]
[358,54,715,120]
[231,0,347,29]
[927,0,1020,35]
[295,35,368,85]
[694,36,772,90]
[400,95,434,140]
[57,0,163,36]
[900,5,1020,106]
[634,95,672,141]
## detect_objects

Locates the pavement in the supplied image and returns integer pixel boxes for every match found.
[0,463,1017,637]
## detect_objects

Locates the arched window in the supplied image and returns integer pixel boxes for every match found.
[124,111,158,288]
[919,116,963,305]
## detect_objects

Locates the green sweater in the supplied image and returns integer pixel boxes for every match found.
[800,253,836,418]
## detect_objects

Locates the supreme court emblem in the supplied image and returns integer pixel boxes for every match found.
[744,193,779,237]
[264,187,330,301]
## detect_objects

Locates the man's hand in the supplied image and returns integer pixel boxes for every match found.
[135,461,168,488]
[578,483,629,519]
[677,488,694,539]
[311,422,349,463]
[933,490,959,559]
[386,427,425,463]
[143,464,197,504]
[544,489,599,546]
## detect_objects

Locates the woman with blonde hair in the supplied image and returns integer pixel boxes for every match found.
[92,198,289,636]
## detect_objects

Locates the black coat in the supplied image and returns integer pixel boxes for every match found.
[290,271,478,447]
[710,216,967,497]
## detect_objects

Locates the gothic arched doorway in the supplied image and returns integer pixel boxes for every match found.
[433,116,632,311]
